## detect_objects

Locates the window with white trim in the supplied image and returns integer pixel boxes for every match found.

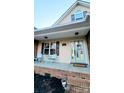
[50,42,56,55]
[44,43,49,55]
[71,10,87,21]
[42,42,59,56]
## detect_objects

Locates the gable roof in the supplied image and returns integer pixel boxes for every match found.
[52,0,90,26]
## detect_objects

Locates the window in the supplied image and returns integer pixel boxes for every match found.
[75,10,83,20]
[44,49,49,55]
[71,10,87,21]
[50,49,56,55]
[44,43,49,55]
[42,42,59,56]
[45,43,49,48]
[50,43,56,55]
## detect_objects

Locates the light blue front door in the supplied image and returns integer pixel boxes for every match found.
[71,41,85,63]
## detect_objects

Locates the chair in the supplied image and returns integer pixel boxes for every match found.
[34,53,42,62]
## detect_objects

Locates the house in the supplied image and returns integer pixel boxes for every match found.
[34,1,90,92]
[34,0,90,66]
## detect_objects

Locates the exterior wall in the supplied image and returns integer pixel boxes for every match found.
[57,5,90,25]
[34,40,39,57]
[36,37,89,64]
[58,39,71,63]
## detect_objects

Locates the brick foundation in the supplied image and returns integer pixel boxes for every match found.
[34,66,90,93]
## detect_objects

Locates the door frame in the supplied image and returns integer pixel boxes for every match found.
[70,39,89,64]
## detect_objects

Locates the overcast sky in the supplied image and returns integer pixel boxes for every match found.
[34,0,90,29]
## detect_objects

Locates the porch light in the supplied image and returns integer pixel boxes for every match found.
[44,36,48,39]
[75,32,79,35]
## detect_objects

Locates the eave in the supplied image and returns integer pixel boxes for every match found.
[34,15,90,40]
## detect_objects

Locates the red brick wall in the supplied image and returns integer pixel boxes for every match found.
[34,66,90,93]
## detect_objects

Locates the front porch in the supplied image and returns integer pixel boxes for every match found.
[34,61,90,74]
[34,62,90,93]
[34,16,90,65]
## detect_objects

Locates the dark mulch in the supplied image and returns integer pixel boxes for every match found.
[34,73,65,93]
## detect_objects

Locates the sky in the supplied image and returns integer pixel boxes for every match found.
[34,0,90,29]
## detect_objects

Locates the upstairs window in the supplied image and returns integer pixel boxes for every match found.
[75,10,83,20]
[71,10,87,21]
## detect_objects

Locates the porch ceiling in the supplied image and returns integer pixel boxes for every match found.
[34,15,90,40]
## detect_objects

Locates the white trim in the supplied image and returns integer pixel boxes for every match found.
[70,39,89,64]
[36,18,88,32]
[34,26,90,37]
[43,42,57,56]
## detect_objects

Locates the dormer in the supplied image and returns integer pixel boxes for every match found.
[52,0,90,26]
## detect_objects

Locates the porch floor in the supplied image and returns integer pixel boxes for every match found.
[34,61,90,74]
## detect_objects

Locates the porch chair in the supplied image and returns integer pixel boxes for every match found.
[34,53,42,63]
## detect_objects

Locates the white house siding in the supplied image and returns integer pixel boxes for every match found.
[58,39,71,63]
[57,5,90,25]
[36,37,89,64]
